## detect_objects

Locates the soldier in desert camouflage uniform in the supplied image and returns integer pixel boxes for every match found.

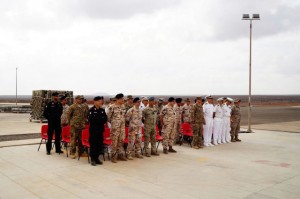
[143,97,160,157]
[82,98,89,125]
[125,95,133,112]
[156,98,164,135]
[174,98,183,144]
[107,93,127,163]
[182,98,192,123]
[230,99,242,142]
[60,95,69,128]
[160,97,177,154]
[67,95,86,159]
[190,97,205,149]
[124,95,133,127]
[125,97,143,160]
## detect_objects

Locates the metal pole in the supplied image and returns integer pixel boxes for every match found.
[247,20,253,133]
[16,67,18,105]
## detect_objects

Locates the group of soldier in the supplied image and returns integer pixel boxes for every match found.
[43,92,242,166]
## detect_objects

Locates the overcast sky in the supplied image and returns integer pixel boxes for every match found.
[0,0,300,96]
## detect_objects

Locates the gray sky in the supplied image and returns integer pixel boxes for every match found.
[1,0,300,96]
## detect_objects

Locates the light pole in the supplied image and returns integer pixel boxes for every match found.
[16,67,18,105]
[242,14,260,133]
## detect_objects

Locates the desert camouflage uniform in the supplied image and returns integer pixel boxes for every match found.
[156,103,164,134]
[143,105,157,155]
[173,103,183,143]
[67,103,86,155]
[230,104,241,138]
[124,103,133,127]
[107,104,126,157]
[125,106,143,157]
[190,103,205,147]
[125,103,133,113]
[82,102,89,124]
[61,104,69,127]
[182,103,192,123]
[160,104,176,149]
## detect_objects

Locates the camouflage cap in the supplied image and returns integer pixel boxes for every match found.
[75,95,84,99]
[195,97,202,101]
[185,98,191,102]
[126,95,133,100]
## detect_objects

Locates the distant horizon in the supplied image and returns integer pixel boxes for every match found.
[1,94,300,98]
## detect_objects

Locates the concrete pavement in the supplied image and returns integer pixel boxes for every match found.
[1,129,300,199]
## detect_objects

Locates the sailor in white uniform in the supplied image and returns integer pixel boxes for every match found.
[222,97,233,143]
[203,95,214,147]
[213,98,224,145]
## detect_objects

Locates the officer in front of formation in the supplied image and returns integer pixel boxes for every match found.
[43,92,63,155]
[88,96,107,166]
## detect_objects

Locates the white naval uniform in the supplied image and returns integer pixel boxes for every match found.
[222,103,231,143]
[203,102,214,146]
[213,104,223,145]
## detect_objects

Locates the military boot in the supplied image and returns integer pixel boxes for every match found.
[163,148,168,154]
[135,154,144,159]
[95,159,103,165]
[151,150,160,156]
[231,136,236,142]
[118,154,127,161]
[111,154,117,163]
[168,146,177,153]
[127,155,133,160]
[235,136,242,142]
[144,149,151,157]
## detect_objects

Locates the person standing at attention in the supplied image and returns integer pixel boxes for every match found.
[88,96,107,166]
[43,92,63,155]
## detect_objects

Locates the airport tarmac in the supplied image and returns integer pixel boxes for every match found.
[0,106,299,198]
[0,129,300,199]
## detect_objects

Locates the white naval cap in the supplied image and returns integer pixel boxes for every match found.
[141,97,149,101]
[217,98,223,101]
[226,97,233,102]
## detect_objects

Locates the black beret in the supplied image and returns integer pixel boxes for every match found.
[175,98,182,103]
[133,97,140,103]
[168,97,175,102]
[148,97,155,101]
[60,95,67,100]
[115,93,124,99]
[94,96,103,101]
[52,92,59,96]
